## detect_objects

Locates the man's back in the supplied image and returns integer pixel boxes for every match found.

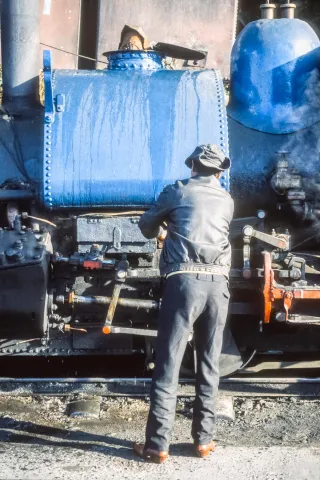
[139,174,234,276]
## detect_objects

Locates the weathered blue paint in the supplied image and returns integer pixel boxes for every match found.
[42,51,229,209]
[107,51,164,71]
[228,19,320,135]
[43,50,55,124]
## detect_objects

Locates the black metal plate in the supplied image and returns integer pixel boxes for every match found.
[153,42,206,60]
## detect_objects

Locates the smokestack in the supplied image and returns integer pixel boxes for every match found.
[1,0,40,111]
[280,2,296,19]
[260,3,276,20]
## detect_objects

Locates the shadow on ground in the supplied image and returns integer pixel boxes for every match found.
[0,417,195,461]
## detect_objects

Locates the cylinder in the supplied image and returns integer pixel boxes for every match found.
[1,0,40,108]
[280,3,296,19]
[260,4,276,19]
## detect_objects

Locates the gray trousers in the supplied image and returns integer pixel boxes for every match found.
[145,273,230,451]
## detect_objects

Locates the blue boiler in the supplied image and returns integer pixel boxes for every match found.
[43,50,229,209]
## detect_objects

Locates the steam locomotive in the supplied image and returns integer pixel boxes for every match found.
[0,0,319,375]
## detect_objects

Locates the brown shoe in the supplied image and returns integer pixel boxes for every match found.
[133,442,169,464]
[194,440,215,458]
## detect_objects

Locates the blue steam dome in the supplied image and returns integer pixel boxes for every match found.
[228,18,320,134]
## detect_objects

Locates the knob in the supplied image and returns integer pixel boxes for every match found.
[243,225,253,237]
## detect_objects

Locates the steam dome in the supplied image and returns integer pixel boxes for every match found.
[228,18,320,134]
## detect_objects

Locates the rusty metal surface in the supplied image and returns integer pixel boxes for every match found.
[103,282,123,335]
[283,292,293,321]
[40,0,81,69]
[0,0,81,68]
[96,0,238,77]
[263,251,273,324]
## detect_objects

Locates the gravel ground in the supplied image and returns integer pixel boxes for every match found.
[0,395,319,479]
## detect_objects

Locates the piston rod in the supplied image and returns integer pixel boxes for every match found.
[56,294,159,311]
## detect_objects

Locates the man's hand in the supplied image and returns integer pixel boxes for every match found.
[138,185,173,240]
[157,226,167,242]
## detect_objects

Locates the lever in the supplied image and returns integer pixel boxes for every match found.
[243,226,290,251]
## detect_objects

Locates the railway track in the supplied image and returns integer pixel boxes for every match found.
[0,375,319,397]
[0,355,319,397]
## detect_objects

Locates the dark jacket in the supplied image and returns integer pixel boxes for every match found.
[139,175,234,277]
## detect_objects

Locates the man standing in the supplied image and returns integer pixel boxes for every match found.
[134,144,233,463]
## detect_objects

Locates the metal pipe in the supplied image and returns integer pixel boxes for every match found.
[280,3,296,19]
[57,294,159,310]
[1,0,40,109]
[260,3,276,19]
[110,326,158,337]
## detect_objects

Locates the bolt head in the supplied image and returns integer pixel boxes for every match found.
[14,240,23,249]
[275,311,286,322]
[117,270,126,279]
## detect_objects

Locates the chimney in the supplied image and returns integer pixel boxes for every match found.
[1,0,40,112]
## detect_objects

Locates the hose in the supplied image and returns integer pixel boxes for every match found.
[27,215,57,228]
[78,211,145,218]
[239,349,257,370]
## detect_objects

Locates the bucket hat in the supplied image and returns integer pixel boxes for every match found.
[185,144,230,171]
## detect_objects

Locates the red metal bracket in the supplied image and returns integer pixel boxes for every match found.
[262,251,274,323]
[283,291,293,321]
[83,260,103,270]
[263,251,320,323]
